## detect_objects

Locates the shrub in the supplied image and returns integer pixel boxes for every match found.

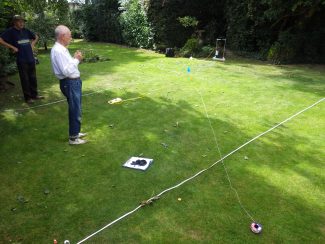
[153,43,168,53]
[81,49,110,63]
[178,16,198,28]
[198,45,215,58]
[119,0,153,48]
[267,31,297,64]
[0,47,17,77]
[78,0,122,43]
[180,38,200,57]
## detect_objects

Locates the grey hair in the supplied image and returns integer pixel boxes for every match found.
[54,25,70,39]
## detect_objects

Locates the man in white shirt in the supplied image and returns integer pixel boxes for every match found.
[50,25,87,145]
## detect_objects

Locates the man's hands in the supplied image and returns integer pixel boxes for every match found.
[0,37,18,53]
[11,46,18,53]
[74,50,83,62]
[31,35,39,50]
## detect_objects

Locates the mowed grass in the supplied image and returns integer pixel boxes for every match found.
[0,40,324,243]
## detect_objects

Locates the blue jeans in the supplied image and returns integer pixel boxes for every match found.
[60,78,82,138]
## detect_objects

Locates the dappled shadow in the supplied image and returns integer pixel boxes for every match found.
[262,65,325,96]
[0,78,323,242]
[0,42,324,242]
[222,58,325,97]
[91,157,324,243]
[0,41,161,110]
[1,41,324,113]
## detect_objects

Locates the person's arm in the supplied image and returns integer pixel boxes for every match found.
[31,34,39,49]
[0,37,18,53]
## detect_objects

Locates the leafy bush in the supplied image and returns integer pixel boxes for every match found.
[77,0,122,43]
[198,45,215,58]
[268,44,293,65]
[178,16,198,28]
[0,47,17,77]
[81,49,110,63]
[180,38,200,57]
[153,43,168,53]
[267,31,300,64]
[119,0,153,48]
[0,1,18,78]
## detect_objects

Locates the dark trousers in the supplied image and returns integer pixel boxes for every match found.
[60,78,82,138]
[17,62,38,101]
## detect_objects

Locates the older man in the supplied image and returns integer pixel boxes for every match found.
[50,25,87,145]
[0,15,43,104]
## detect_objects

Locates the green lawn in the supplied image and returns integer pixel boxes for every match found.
[0,41,324,243]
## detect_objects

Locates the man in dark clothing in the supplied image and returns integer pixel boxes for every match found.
[0,15,43,104]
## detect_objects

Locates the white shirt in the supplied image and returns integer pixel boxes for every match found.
[50,42,80,80]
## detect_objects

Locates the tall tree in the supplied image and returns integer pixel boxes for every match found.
[77,0,122,43]
[17,0,70,50]
[226,0,325,63]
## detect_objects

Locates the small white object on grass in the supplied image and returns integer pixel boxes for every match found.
[108,98,122,104]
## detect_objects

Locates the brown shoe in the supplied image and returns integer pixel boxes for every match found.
[33,95,44,100]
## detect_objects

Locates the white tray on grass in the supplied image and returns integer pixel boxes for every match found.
[123,157,153,171]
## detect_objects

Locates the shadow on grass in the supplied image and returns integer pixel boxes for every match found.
[0,41,323,242]
[0,84,323,243]
[223,58,325,97]
[263,66,325,97]
[0,41,161,110]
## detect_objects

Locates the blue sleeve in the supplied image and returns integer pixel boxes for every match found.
[0,28,13,43]
[26,29,36,40]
